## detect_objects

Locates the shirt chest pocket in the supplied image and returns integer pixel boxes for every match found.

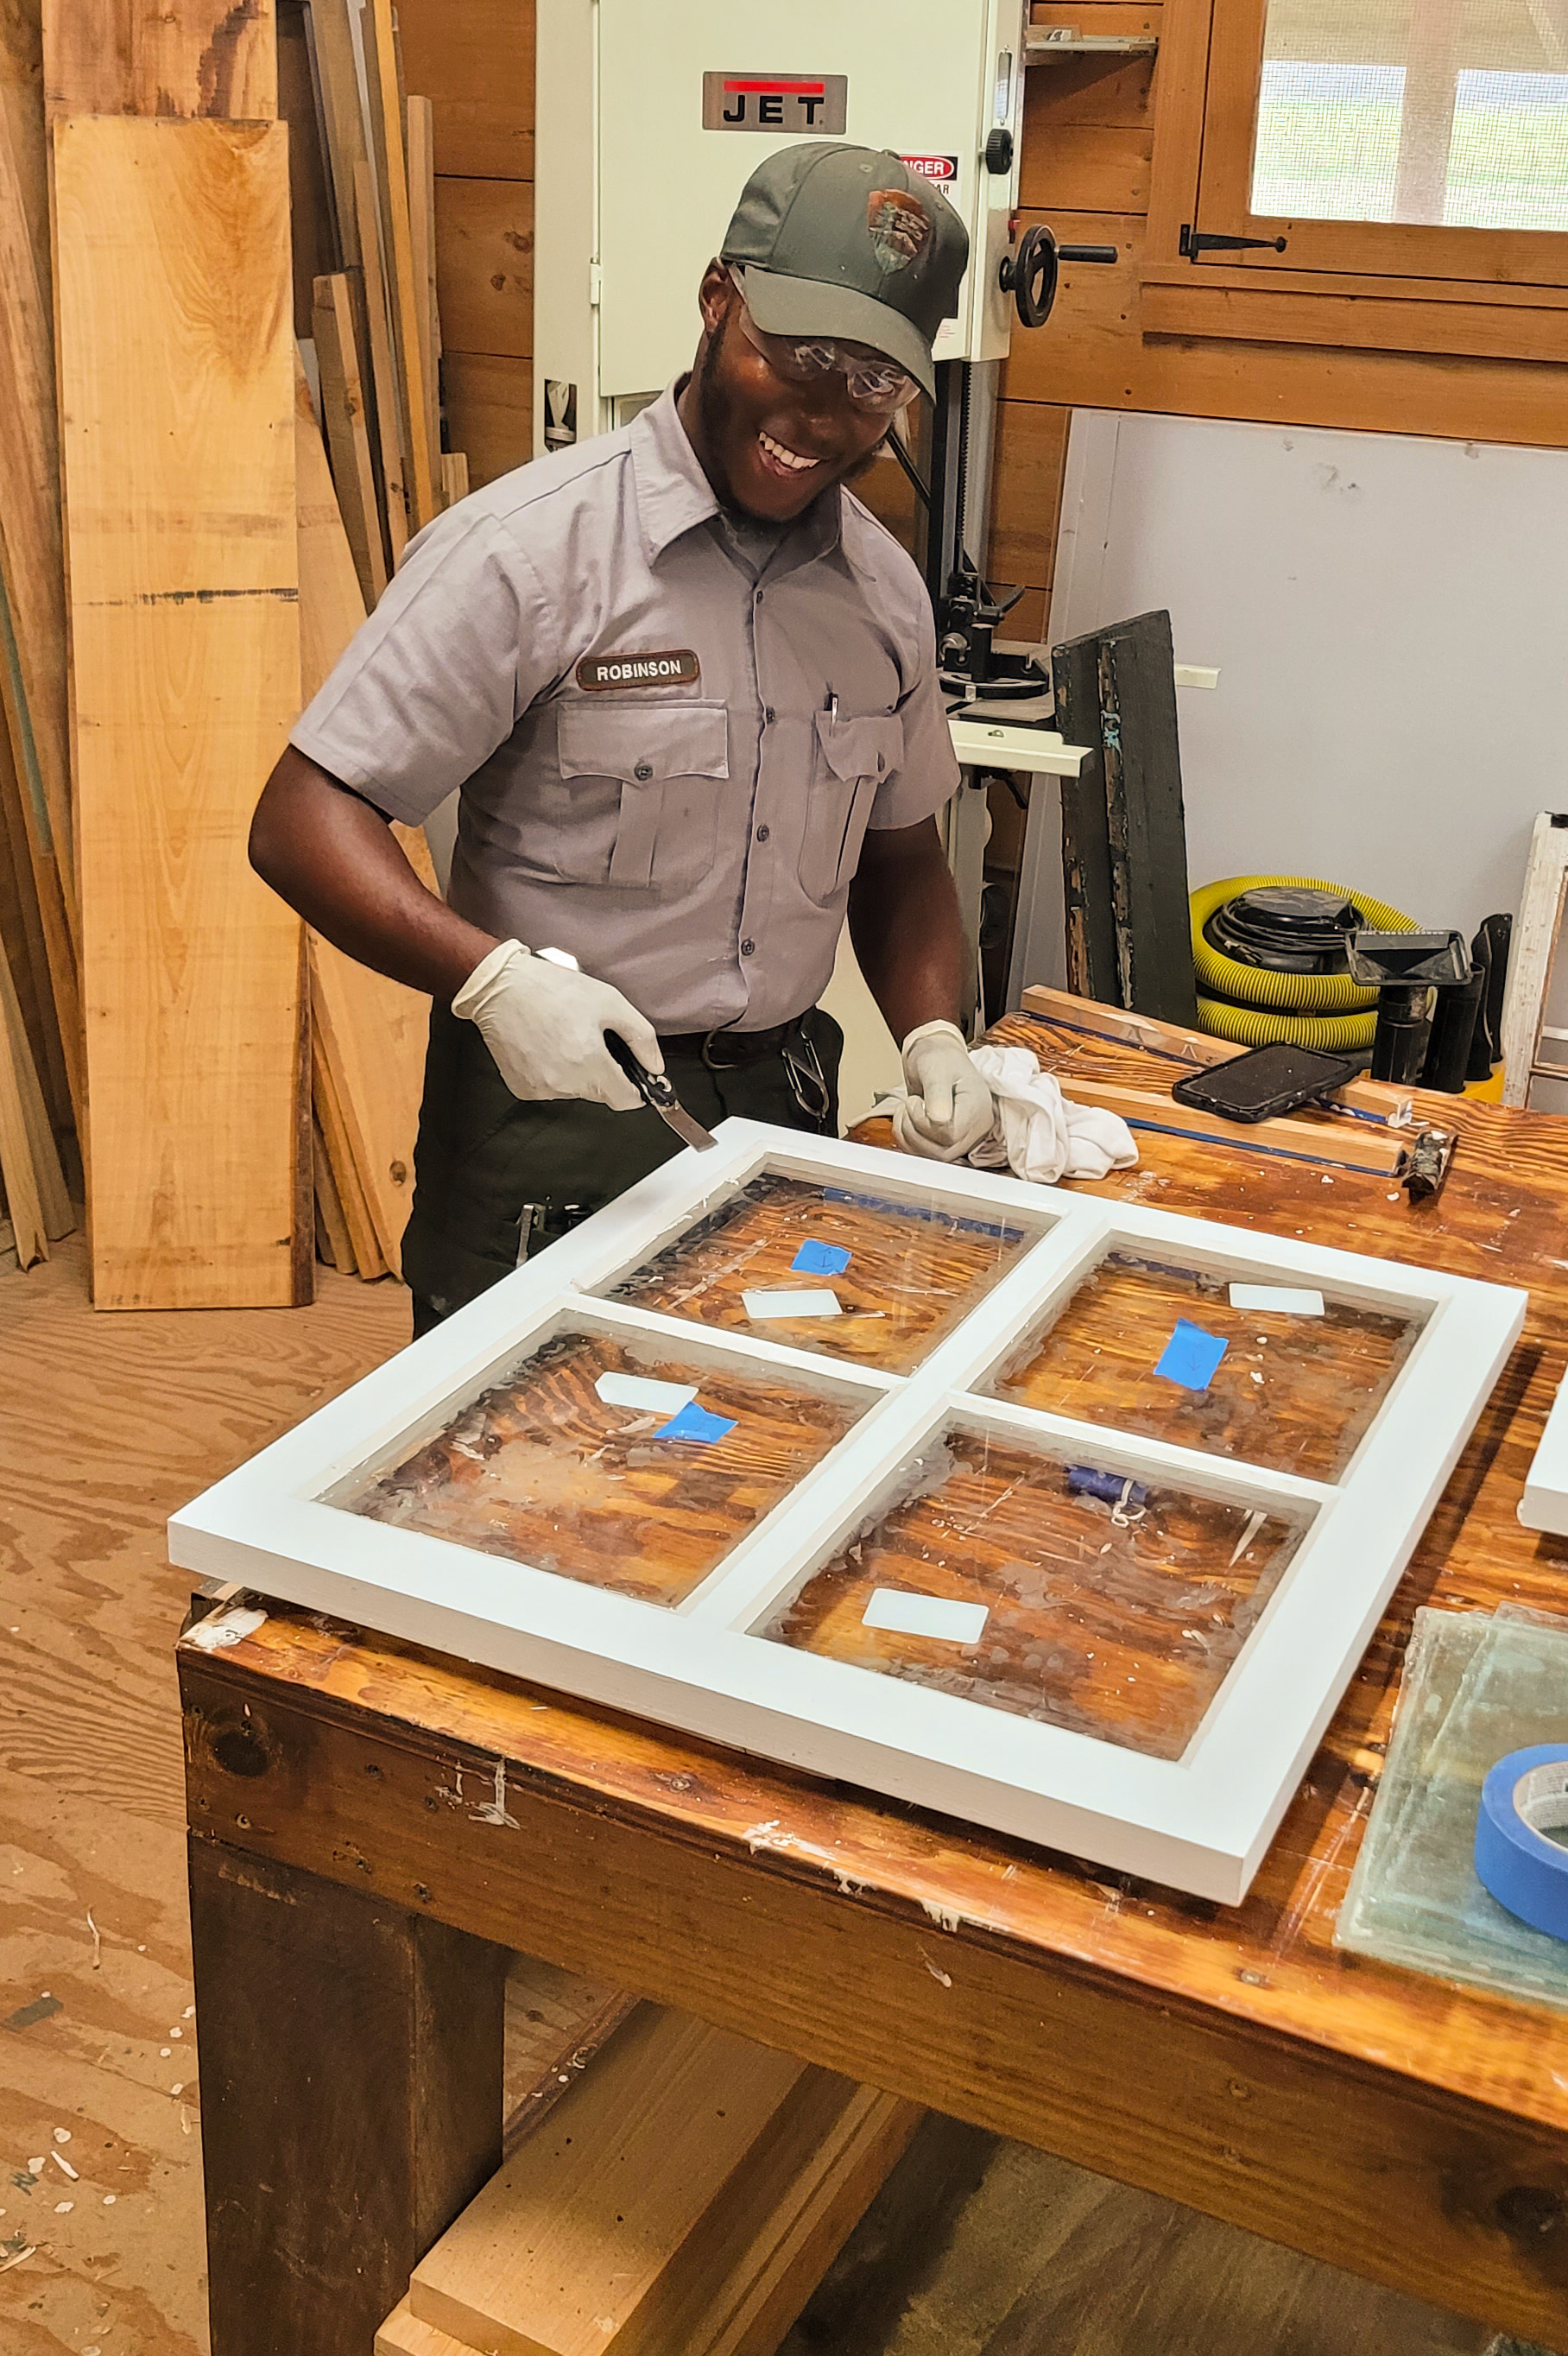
[546,700,730,890]
[798,710,904,905]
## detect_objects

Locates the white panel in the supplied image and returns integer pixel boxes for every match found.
[591,0,1021,398]
[1048,408,1568,942]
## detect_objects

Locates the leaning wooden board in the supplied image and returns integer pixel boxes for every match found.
[181,1054,1568,2353]
[54,115,304,1308]
[295,351,435,1276]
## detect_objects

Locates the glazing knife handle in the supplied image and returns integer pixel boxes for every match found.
[605,1029,674,1108]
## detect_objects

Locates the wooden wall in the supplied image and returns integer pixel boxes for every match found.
[989,0,1568,648]
[398,0,534,488]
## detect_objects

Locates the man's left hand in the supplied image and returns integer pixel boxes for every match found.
[893,1019,996,1162]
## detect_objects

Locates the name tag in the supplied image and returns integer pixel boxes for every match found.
[577,649,701,692]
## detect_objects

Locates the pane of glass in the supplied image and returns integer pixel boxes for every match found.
[983,1251,1422,1480]
[1250,0,1568,230]
[610,1169,1046,1373]
[756,1427,1312,1759]
[1337,1606,1568,2008]
[328,1327,867,1606]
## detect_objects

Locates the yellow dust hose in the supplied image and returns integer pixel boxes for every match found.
[1191,875,1419,1050]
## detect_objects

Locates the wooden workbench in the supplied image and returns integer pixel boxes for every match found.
[178,1018,1568,2356]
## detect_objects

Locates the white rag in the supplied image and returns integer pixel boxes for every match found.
[879,1044,1138,1185]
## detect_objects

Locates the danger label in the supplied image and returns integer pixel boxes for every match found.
[576,649,701,692]
[900,154,960,184]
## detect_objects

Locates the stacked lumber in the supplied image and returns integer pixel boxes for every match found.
[376,2002,922,2356]
[0,0,473,1300]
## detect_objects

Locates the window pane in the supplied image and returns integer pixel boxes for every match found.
[756,1426,1313,1761]
[1251,0,1568,228]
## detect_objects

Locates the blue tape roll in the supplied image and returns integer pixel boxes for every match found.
[1472,1744,1568,1942]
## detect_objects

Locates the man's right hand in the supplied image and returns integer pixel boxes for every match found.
[452,940,663,1112]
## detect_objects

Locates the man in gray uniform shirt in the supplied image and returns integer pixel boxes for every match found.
[252,144,997,1331]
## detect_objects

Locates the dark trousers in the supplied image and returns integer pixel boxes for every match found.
[403,1004,843,1334]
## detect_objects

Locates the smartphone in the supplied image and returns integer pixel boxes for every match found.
[1170,1042,1361,1124]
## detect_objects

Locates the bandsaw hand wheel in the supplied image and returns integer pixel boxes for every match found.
[999,224,1119,329]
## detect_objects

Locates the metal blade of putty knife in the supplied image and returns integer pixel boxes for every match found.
[605,1032,718,1151]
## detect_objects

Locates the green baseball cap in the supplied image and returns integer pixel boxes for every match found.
[719,144,969,400]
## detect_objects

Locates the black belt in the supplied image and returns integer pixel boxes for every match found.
[658,1021,797,1065]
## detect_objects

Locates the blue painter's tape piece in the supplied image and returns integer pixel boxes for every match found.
[654,1400,737,1445]
[793,1238,852,1277]
[1154,1318,1228,1392]
[1067,1465,1149,1510]
[1474,1744,1568,1942]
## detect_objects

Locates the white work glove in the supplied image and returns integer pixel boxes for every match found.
[452,940,662,1112]
[892,1019,996,1162]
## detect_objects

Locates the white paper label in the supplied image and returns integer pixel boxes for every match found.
[594,1371,699,1413]
[862,1588,989,1644]
[742,1287,843,1320]
[1228,1284,1326,1315]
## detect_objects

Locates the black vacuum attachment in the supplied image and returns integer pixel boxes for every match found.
[1347,922,1511,1088]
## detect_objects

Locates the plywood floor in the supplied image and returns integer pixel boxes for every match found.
[0,1237,410,2355]
[0,1239,1529,2355]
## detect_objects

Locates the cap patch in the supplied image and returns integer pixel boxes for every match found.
[577,649,701,692]
[866,189,931,274]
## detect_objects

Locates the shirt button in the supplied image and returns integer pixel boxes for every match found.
[741,937,756,958]
[754,591,763,605]
[763,706,776,725]
[634,760,653,782]
[756,825,770,844]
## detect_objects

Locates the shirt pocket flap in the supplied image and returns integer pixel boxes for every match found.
[558,699,730,784]
[814,710,904,783]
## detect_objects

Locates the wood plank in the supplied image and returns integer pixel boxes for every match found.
[0,928,70,1239]
[309,932,427,1275]
[1141,278,1568,364]
[1021,985,1413,1119]
[441,451,470,505]
[1021,30,1159,130]
[1019,123,1153,212]
[1056,1074,1407,1170]
[279,0,336,339]
[313,271,389,604]
[41,0,276,117]
[987,400,1070,633]
[442,350,531,487]
[311,1004,387,1281]
[308,0,369,270]
[0,664,69,1126]
[356,156,412,563]
[0,4,83,1134]
[1002,209,1568,449]
[314,1113,353,1270]
[54,116,303,1309]
[407,95,444,504]
[363,0,439,529]
[192,1841,504,2356]
[0,945,48,1265]
[395,0,535,180]
[410,2004,818,2354]
[295,350,434,1276]
[434,174,534,358]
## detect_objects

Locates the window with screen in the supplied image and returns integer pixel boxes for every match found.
[1181,0,1568,285]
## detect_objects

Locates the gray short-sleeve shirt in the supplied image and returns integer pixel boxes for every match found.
[291,383,959,1034]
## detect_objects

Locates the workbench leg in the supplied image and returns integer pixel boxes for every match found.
[189,1839,505,2356]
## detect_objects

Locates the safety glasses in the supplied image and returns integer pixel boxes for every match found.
[725,266,920,414]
